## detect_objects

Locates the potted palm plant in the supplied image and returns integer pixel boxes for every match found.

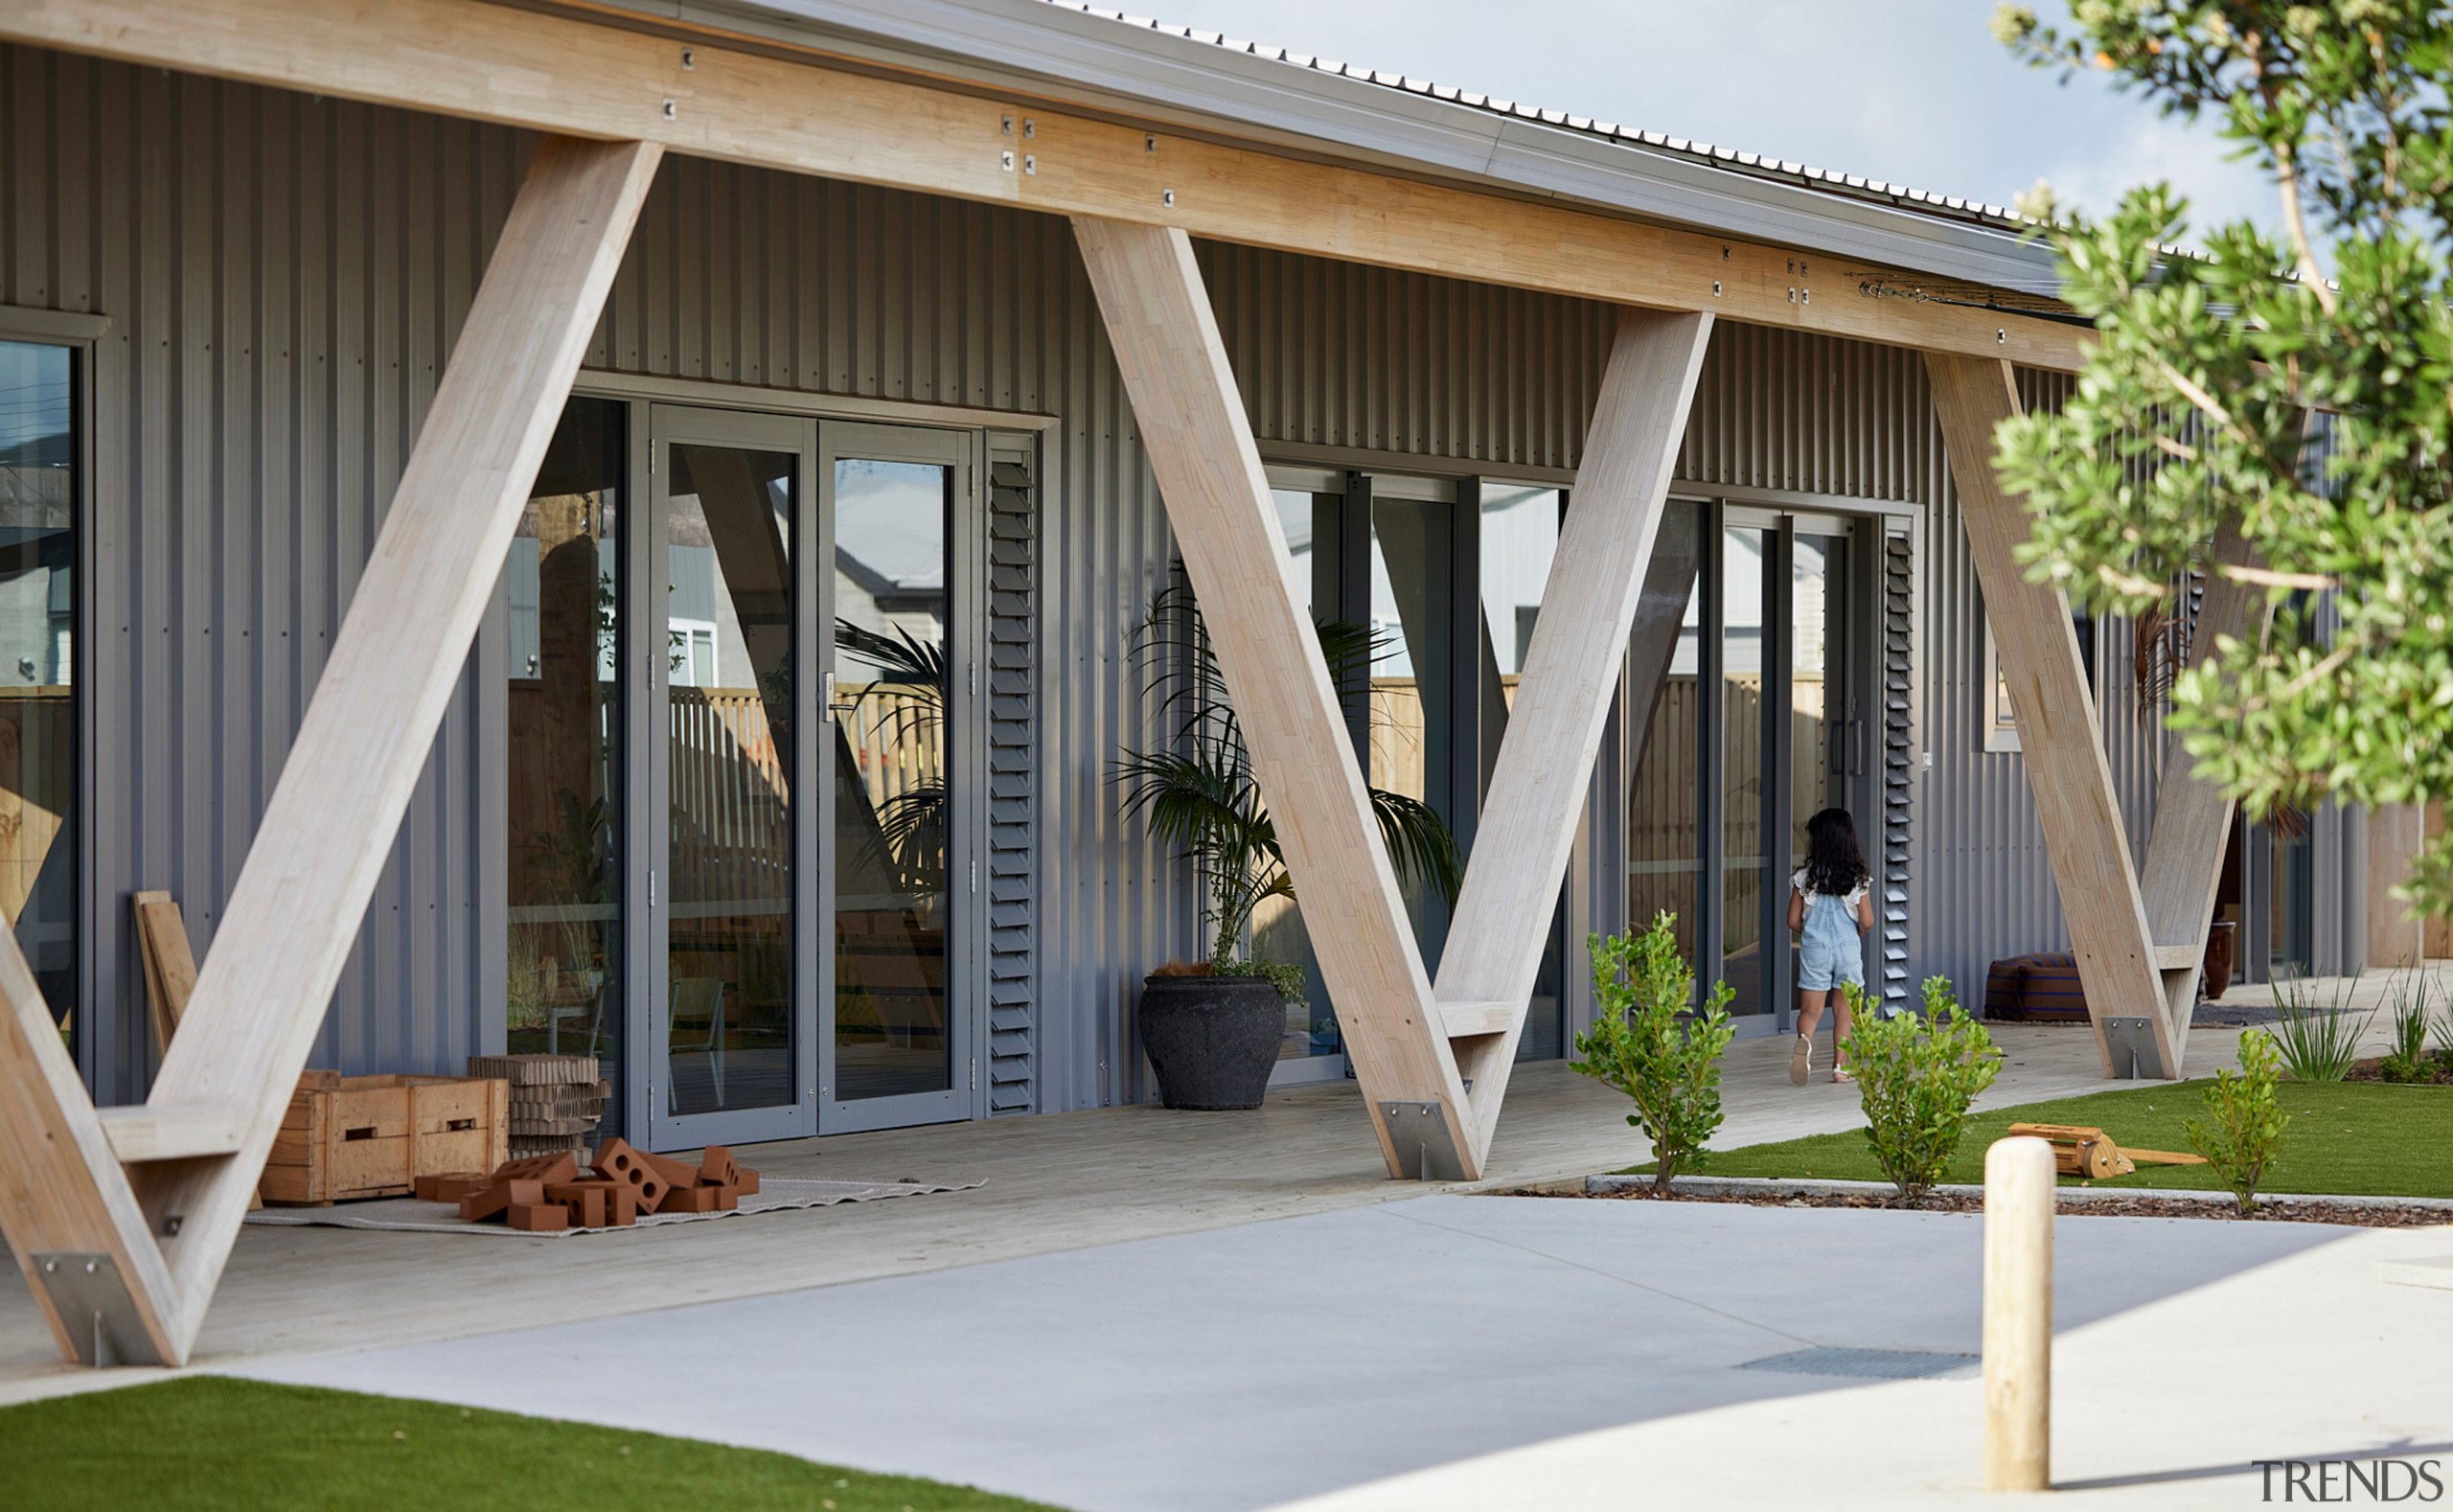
[1114,573,1461,1109]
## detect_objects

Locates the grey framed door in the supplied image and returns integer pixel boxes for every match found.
[642,404,820,1151]
[1622,502,1875,1037]
[818,422,982,1134]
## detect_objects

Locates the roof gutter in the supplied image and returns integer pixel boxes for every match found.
[596,0,2066,298]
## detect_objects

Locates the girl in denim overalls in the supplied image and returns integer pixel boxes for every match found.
[1787,807,1873,1085]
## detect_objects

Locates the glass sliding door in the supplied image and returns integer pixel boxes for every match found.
[648,406,815,1147]
[1367,484,1460,966]
[1251,483,1341,1068]
[1479,481,1567,1060]
[0,340,78,1045]
[1625,503,1707,986]
[821,423,974,1131]
[1624,505,1865,1033]
[1784,529,1846,1023]
[506,398,626,1090]
[1720,522,1771,1018]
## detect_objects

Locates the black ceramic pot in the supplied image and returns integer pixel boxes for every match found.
[1136,973,1286,1111]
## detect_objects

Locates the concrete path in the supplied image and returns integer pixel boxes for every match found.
[228,1195,2450,1511]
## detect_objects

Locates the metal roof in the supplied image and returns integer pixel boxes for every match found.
[1043,1,2037,234]
[636,0,2070,300]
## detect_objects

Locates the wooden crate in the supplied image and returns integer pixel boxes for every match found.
[261,1072,509,1204]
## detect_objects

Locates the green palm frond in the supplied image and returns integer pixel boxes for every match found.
[1113,565,1465,964]
[1371,789,1464,905]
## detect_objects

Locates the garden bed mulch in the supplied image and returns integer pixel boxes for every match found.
[1507,1174,2453,1229]
[2346,1055,2453,1087]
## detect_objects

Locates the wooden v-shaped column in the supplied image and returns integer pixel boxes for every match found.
[1077,216,1710,1177]
[0,135,661,1367]
[1437,308,1713,1166]
[1927,355,2270,1078]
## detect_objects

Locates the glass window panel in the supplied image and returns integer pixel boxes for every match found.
[1788,532,1842,1019]
[1249,490,1338,1062]
[1479,482,1565,1060]
[1722,524,1769,1014]
[833,459,952,1100]
[0,341,76,1041]
[505,398,624,1102]
[667,443,796,1116]
[1626,504,1703,986]
[1368,494,1456,966]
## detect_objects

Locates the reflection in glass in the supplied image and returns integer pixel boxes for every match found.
[1368,496,1456,964]
[666,444,795,1116]
[833,459,953,1100]
[1626,504,1704,984]
[1248,490,1340,1061]
[1479,483,1565,1059]
[1722,524,1768,1014]
[0,342,76,1039]
[1787,534,1841,1017]
[506,400,623,1091]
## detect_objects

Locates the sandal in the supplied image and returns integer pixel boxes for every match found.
[1832,1068,1853,1084]
[1789,1034,1811,1086]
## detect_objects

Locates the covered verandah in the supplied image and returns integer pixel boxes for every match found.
[0,1002,2337,1403]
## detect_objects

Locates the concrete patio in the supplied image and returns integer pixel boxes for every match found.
[220,1195,2449,1510]
[8,966,2437,1406]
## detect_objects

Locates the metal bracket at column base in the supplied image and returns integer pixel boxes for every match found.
[31,1252,165,1367]
[1377,1101,1468,1181]
[2100,1017,2166,1080]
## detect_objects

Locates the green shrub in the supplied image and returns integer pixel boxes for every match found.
[2434,1011,2453,1078]
[2268,972,2369,1082]
[2380,972,2436,1084]
[2187,1030,2291,1216]
[1845,976,2003,1203]
[1572,911,1736,1192]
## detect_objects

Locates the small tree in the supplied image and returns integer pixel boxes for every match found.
[1848,976,2004,1203]
[1993,3,2453,920]
[2187,1027,2292,1216]
[1571,912,1736,1192]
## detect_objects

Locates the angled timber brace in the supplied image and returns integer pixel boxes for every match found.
[1927,354,2273,1079]
[1076,217,1711,1178]
[0,136,661,1367]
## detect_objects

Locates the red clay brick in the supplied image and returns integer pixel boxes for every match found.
[506,1202,569,1232]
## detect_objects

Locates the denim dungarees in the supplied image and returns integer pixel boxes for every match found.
[1794,870,1865,993]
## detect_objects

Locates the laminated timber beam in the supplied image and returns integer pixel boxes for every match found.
[1438,308,1713,1167]
[8,0,2089,374]
[1927,355,2268,1080]
[0,135,662,1367]
[1079,218,1713,1178]
[1076,218,1479,1180]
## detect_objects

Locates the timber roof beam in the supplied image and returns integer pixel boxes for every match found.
[10,0,2090,372]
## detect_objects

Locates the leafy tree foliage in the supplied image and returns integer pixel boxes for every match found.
[1992,2,2453,915]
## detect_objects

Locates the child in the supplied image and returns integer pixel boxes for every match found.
[1787,807,1873,1085]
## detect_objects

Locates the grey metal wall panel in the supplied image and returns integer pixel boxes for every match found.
[1,52,515,1104]
[7,43,2349,1112]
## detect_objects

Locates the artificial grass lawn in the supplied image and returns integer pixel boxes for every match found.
[1629,1081,2453,1198]
[0,1376,1063,1512]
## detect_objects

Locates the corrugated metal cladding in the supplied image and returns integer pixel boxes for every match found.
[2,45,2349,1110]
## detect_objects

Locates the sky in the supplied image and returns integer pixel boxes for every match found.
[1124,0,2278,237]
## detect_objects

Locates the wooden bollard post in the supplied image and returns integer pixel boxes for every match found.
[1983,1135,2054,1492]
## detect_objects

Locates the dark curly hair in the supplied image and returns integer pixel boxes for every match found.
[1801,808,1868,899]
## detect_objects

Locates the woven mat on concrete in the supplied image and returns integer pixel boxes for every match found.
[242,1176,982,1237]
